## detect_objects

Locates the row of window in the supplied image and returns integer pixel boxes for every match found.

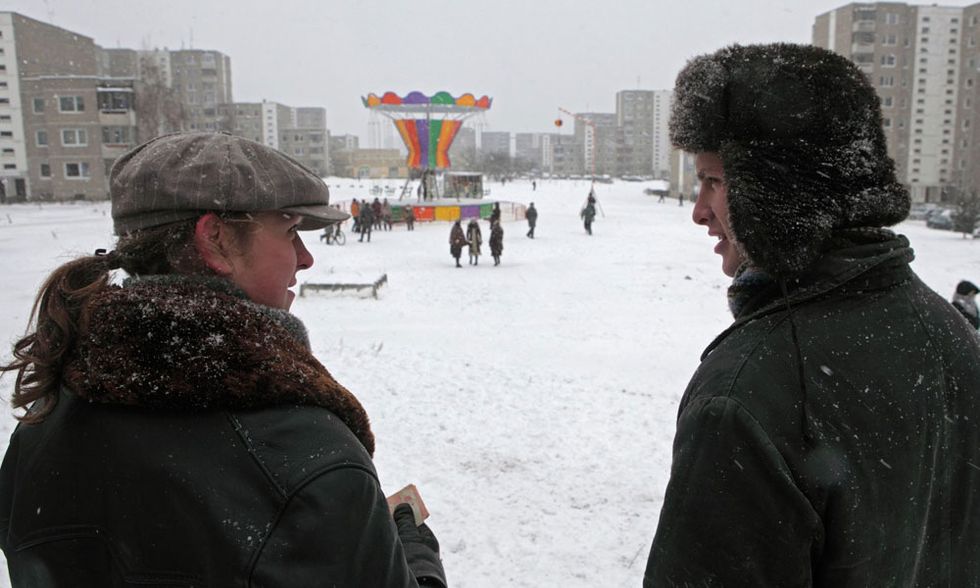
[35,126,135,147]
[38,162,90,179]
[33,96,85,114]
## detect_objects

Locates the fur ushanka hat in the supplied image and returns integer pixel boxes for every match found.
[670,43,910,276]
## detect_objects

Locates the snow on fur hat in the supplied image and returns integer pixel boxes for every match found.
[670,43,910,276]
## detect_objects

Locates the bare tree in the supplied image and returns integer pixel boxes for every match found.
[135,58,187,142]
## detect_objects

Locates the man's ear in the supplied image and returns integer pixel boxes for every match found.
[194,212,233,275]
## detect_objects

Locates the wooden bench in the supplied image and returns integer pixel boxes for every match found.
[299,274,388,299]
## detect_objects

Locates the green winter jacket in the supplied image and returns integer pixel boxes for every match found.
[645,230,980,587]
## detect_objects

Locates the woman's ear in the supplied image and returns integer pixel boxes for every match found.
[194,213,234,275]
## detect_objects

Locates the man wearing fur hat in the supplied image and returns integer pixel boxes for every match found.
[645,43,980,586]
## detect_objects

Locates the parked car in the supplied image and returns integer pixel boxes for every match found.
[926,208,955,230]
[908,202,943,221]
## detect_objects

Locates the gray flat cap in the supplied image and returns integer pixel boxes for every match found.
[110,132,348,235]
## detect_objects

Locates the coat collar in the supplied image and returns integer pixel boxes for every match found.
[702,228,914,360]
[65,275,375,456]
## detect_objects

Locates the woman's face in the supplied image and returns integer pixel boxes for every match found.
[224,212,314,310]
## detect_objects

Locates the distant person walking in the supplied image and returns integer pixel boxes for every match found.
[489,220,504,266]
[525,202,538,239]
[381,199,393,231]
[449,220,466,267]
[952,280,979,329]
[350,199,361,234]
[404,205,415,231]
[358,199,373,242]
[581,197,596,236]
[532,180,537,191]
[466,219,483,266]
[371,198,383,230]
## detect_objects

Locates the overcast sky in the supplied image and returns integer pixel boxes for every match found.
[10,0,980,142]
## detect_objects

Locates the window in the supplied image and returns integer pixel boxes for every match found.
[97,91,131,111]
[101,126,132,145]
[922,27,930,34]
[33,97,45,113]
[59,96,85,112]
[40,163,51,177]
[64,162,90,178]
[36,130,48,146]
[883,117,892,128]
[881,54,897,67]
[62,129,88,146]
[883,34,898,45]
[886,13,899,25]
[294,147,304,155]
[880,76,895,87]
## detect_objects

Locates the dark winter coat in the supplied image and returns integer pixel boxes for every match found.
[581,203,596,222]
[360,204,374,226]
[645,230,980,587]
[449,223,466,258]
[489,225,503,257]
[0,276,443,587]
[466,222,482,257]
[953,293,979,329]
[525,206,537,227]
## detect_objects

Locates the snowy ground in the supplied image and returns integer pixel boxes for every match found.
[0,179,977,586]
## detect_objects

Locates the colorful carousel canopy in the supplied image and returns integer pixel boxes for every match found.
[362,91,492,169]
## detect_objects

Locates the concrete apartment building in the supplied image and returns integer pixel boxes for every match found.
[169,49,233,133]
[814,2,980,201]
[1,12,134,201]
[652,90,673,179]
[220,101,330,177]
[616,90,654,177]
[479,130,511,158]
[514,132,546,170]
[574,113,619,177]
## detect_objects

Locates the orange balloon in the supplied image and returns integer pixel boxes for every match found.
[554,119,563,127]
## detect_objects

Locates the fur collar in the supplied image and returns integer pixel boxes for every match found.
[64,275,375,456]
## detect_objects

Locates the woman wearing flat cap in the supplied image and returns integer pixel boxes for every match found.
[645,44,980,586]
[0,132,446,586]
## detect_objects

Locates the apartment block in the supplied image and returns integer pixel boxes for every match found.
[221,100,329,176]
[169,49,233,133]
[814,2,980,202]
[3,12,114,201]
[574,113,619,177]
[514,132,546,169]
[479,131,511,158]
[652,90,673,179]
[616,90,654,176]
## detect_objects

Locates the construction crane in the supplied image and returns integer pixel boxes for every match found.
[556,107,597,182]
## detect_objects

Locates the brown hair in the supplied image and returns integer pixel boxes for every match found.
[1,213,256,423]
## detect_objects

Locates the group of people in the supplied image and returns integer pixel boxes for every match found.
[0,42,978,588]
[449,217,503,267]
[348,198,416,242]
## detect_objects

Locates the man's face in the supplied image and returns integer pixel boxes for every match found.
[693,152,746,277]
